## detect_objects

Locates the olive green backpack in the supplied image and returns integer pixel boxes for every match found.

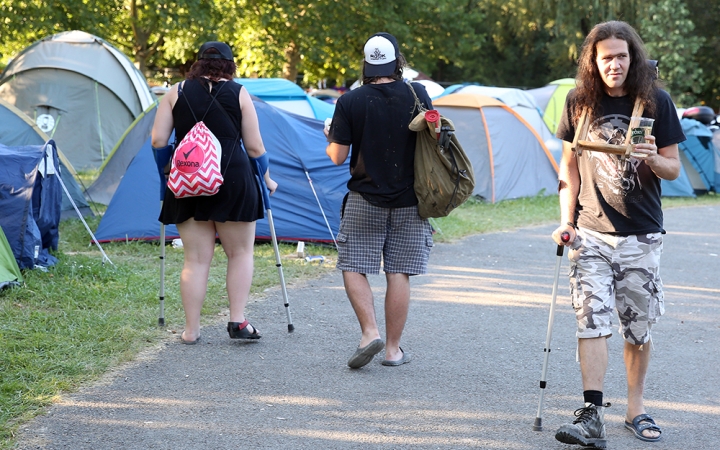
[407,82,475,219]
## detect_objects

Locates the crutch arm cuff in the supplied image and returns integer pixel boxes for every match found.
[152,144,174,170]
[250,152,270,177]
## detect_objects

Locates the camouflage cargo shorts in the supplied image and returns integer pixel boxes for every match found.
[568,227,664,345]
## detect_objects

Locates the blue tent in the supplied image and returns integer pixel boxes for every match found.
[662,118,720,197]
[234,78,335,121]
[94,100,348,243]
[660,164,695,197]
[0,141,62,269]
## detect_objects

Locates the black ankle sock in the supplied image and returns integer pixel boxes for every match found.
[583,390,603,406]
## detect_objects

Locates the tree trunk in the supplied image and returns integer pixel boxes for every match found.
[135,51,148,74]
[282,40,301,82]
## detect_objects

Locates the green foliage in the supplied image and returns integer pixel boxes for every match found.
[641,0,705,106]
[685,0,720,110]
[0,0,117,65]
[217,0,478,86]
[108,0,219,74]
[1,2,718,115]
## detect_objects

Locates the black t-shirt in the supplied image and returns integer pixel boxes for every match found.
[329,80,433,208]
[556,88,685,235]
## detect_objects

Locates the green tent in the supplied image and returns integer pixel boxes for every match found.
[528,78,576,134]
[0,226,22,289]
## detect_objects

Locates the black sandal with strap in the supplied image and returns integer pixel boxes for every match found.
[227,320,261,340]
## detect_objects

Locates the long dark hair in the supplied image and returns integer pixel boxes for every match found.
[186,48,237,81]
[574,21,657,124]
[362,53,407,85]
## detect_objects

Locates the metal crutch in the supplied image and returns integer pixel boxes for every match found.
[533,231,570,431]
[253,160,294,332]
[152,143,174,326]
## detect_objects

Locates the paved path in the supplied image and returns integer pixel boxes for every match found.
[16,205,720,449]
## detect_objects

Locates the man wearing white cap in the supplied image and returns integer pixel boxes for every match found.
[325,32,434,369]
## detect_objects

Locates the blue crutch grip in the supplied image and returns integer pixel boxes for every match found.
[250,152,271,208]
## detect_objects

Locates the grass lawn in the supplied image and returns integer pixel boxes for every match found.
[1,192,718,446]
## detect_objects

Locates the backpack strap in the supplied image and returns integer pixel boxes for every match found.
[178,79,227,124]
[207,85,241,137]
[203,81,242,174]
[406,81,428,115]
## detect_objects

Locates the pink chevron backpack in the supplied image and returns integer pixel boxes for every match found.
[168,81,233,198]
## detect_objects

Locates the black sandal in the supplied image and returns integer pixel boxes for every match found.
[227,320,261,339]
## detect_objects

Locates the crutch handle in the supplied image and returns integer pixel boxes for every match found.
[557,231,570,256]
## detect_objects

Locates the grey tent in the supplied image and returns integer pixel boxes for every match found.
[0,30,155,170]
[432,93,559,203]
[86,101,159,205]
[0,98,91,219]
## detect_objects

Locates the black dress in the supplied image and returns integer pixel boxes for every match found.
[159,78,263,225]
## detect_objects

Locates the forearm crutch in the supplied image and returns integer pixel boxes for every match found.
[152,143,174,327]
[533,232,569,431]
[252,155,294,332]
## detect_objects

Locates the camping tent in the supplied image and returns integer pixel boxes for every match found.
[442,84,563,162]
[447,85,558,144]
[0,226,23,289]
[0,98,92,218]
[0,30,155,170]
[94,99,348,243]
[432,93,559,203]
[662,118,720,196]
[414,80,445,98]
[527,78,575,134]
[234,78,335,121]
[85,101,159,205]
[0,141,62,269]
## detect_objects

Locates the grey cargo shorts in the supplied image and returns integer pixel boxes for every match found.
[336,191,433,275]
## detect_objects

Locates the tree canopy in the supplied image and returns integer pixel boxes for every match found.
[1,0,717,109]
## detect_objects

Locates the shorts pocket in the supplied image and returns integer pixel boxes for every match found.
[649,279,665,320]
[569,264,582,311]
[567,234,585,263]
[425,235,434,248]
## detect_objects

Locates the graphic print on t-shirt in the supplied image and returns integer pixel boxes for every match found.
[586,113,644,202]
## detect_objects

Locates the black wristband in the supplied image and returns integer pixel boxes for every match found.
[566,222,576,229]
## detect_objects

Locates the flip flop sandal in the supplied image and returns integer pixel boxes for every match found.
[381,347,412,366]
[227,320,261,339]
[180,331,200,345]
[347,338,384,368]
[625,413,662,442]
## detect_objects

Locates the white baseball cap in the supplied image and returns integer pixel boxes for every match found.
[363,32,399,77]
